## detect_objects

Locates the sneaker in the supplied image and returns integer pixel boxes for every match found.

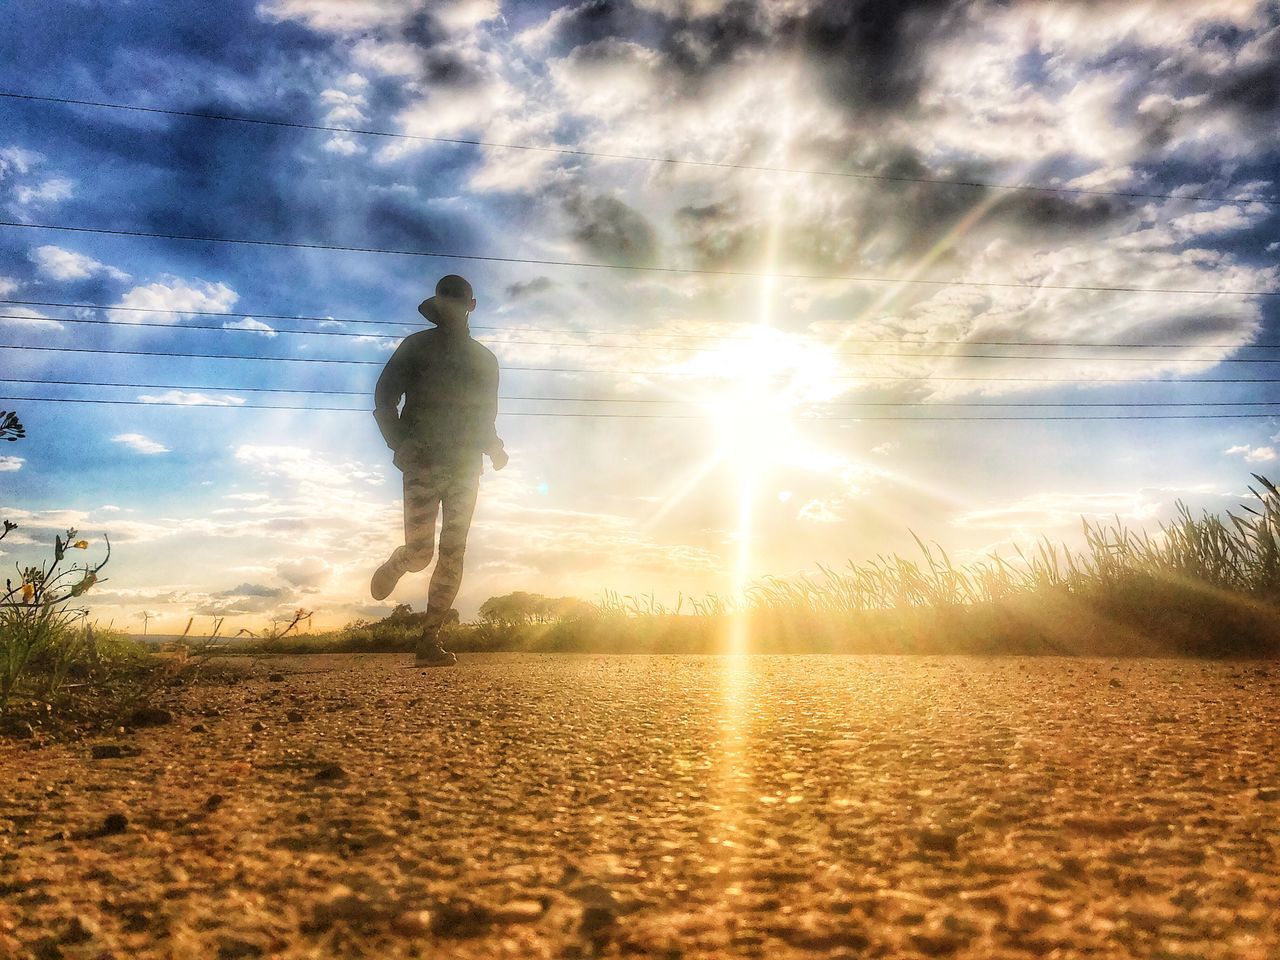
[414,642,457,668]
[370,553,405,601]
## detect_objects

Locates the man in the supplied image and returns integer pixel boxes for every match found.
[371,274,508,666]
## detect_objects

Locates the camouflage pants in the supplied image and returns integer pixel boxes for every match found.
[389,461,480,630]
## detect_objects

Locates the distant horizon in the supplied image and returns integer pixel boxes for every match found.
[4,0,1279,637]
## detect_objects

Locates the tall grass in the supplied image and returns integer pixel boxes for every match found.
[244,475,1280,659]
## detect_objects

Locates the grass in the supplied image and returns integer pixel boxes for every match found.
[236,474,1280,659]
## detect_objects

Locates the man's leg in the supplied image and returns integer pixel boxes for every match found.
[421,467,481,637]
[371,466,443,600]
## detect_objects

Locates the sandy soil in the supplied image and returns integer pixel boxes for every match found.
[1,653,1278,959]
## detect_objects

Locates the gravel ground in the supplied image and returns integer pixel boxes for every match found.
[1,653,1278,960]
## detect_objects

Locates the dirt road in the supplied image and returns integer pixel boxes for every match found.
[2,654,1278,959]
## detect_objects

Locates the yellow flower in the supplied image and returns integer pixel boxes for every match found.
[72,540,89,549]
[21,581,34,602]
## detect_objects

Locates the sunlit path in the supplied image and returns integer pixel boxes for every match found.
[3,653,1277,959]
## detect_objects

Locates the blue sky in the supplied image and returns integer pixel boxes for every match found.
[1,0,1279,632]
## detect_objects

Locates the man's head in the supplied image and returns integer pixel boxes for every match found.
[419,274,476,329]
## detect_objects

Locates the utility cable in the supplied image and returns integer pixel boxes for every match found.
[2,219,1275,298]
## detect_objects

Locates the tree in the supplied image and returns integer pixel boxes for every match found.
[479,592,591,626]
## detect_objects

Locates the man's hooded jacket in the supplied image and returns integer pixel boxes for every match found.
[373,310,503,471]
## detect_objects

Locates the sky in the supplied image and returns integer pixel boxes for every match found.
[1,0,1279,634]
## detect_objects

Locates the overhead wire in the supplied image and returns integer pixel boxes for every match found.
[2,89,1273,206]
[7,297,1280,350]
[10,312,1280,362]
[6,393,1280,422]
[3,376,1279,409]
[8,309,1280,360]
[2,219,1276,298]
[12,342,1280,381]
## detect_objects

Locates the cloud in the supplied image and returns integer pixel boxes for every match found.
[798,499,843,523]
[30,245,129,282]
[563,191,659,266]
[112,433,171,455]
[0,456,23,472]
[115,279,238,322]
[0,277,16,295]
[137,390,246,406]
[0,146,40,178]
[14,177,73,205]
[222,316,277,337]
[323,134,366,155]
[218,582,291,598]
[1226,444,1277,463]
[952,490,1164,530]
[504,276,555,300]
[277,556,332,588]
[0,305,62,330]
[256,0,412,32]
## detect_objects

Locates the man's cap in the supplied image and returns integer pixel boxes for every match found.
[435,274,473,301]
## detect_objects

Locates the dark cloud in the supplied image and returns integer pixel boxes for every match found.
[363,195,445,250]
[657,1,769,81]
[1201,28,1280,119]
[564,192,658,265]
[991,193,1133,232]
[505,275,555,299]
[424,49,486,87]
[219,583,291,598]
[781,0,964,112]
[542,0,654,56]
[675,197,757,268]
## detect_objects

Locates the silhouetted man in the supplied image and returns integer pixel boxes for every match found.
[371,274,507,666]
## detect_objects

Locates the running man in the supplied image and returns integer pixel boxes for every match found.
[371,274,508,666]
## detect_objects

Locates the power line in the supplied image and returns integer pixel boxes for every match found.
[7,297,1280,350]
[8,343,1280,382]
[2,89,1273,207]
[11,312,1280,363]
[6,376,1280,408]
[11,310,1280,361]
[7,393,1280,421]
[2,219,1276,298]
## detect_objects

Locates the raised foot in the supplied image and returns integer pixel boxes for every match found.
[370,557,404,601]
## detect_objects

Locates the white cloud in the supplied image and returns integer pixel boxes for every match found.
[278,556,332,588]
[798,499,842,523]
[320,88,367,124]
[0,306,61,330]
[257,0,411,32]
[0,146,40,178]
[137,390,246,406]
[222,316,277,337]
[953,491,1163,530]
[112,433,170,455]
[30,245,129,282]
[323,134,366,156]
[15,177,73,205]
[0,456,23,472]
[434,0,499,32]
[115,279,238,322]
[1226,444,1277,463]
[0,276,16,295]
[350,38,420,77]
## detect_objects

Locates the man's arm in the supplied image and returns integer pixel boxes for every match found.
[373,341,411,451]
[482,352,507,470]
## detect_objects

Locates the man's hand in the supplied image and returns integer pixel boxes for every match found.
[489,448,509,471]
